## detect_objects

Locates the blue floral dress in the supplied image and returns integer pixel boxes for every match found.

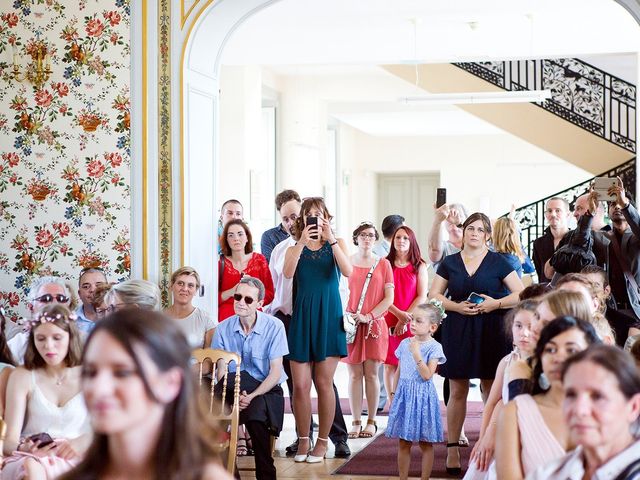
[386,338,446,442]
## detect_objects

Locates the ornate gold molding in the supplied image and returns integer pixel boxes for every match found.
[158,0,172,306]
[181,0,201,29]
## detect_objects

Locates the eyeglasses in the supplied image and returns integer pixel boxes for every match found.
[35,294,70,304]
[358,233,376,239]
[95,307,109,318]
[233,293,256,305]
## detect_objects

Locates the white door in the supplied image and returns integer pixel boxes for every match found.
[377,173,440,258]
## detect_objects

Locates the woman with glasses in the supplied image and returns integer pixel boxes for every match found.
[2,304,91,480]
[165,267,217,350]
[104,279,161,312]
[218,219,274,323]
[383,226,428,413]
[283,197,352,462]
[343,222,394,439]
[428,212,524,474]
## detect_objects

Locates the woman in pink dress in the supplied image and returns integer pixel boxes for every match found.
[494,316,600,480]
[218,219,274,322]
[343,222,394,439]
[383,226,428,407]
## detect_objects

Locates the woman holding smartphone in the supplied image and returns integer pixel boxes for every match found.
[3,304,91,480]
[284,197,352,463]
[429,212,524,474]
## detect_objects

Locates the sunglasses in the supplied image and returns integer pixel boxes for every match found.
[35,294,70,304]
[233,293,256,305]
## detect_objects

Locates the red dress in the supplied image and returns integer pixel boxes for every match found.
[217,253,275,322]
[342,259,393,364]
[384,264,418,366]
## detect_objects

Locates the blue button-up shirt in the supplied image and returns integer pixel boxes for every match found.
[75,305,96,336]
[212,311,288,385]
[260,224,289,264]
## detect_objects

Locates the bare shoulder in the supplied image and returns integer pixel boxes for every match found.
[201,462,233,480]
[506,359,531,380]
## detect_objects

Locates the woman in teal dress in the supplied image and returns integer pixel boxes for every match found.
[284,197,352,463]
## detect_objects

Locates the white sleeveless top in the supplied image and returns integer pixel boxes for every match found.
[22,371,90,439]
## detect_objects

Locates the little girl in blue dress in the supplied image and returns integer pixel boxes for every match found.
[386,301,446,480]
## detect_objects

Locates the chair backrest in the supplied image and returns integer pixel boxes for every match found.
[0,417,6,463]
[192,348,241,475]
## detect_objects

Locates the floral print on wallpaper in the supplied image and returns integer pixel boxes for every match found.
[0,0,130,321]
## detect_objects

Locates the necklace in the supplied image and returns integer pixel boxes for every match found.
[462,248,486,264]
[53,374,66,386]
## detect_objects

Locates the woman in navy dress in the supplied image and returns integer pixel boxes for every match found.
[429,212,524,474]
[283,197,352,463]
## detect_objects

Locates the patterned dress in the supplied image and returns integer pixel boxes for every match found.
[386,338,446,442]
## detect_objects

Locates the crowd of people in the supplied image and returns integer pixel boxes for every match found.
[2,179,640,480]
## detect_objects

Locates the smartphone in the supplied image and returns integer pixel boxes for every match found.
[467,292,485,304]
[306,216,319,240]
[592,177,618,201]
[436,188,447,208]
[29,432,55,448]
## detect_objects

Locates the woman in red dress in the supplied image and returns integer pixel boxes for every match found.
[218,219,274,323]
[383,226,428,408]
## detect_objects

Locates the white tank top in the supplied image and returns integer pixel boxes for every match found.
[22,370,90,439]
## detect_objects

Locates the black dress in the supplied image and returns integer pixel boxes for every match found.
[436,251,514,379]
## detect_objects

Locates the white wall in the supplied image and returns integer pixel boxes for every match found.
[339,129,593,223]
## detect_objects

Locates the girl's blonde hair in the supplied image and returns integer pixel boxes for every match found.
[493,217,524,262]
[414,303,444,327]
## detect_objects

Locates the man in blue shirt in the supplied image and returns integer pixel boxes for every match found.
[260,189,301,263]
[212,276,288,480]
[75,267,108,336]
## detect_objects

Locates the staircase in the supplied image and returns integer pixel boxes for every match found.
[384,57,637,252]
[383,58,635,174]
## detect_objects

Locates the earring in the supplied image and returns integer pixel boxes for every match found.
[538,372,550,391]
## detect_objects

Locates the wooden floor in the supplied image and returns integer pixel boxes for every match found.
[236,414,449,480]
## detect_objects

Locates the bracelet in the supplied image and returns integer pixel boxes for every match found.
[329,240,338,246]
[390,392,395,396]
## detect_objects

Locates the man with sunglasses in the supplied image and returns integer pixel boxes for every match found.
[212,276,287,480]
[8,276,74,363]
[75,267,108,335]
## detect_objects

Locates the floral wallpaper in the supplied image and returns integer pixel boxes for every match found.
[0,0,131,321]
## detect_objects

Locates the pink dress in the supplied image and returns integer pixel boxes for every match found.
[384,264,417,366]
[342,259,393,364]
[512,394,566,476]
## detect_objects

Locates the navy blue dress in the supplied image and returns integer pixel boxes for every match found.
[436,251,514,379]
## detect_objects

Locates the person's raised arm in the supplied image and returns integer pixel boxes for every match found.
[495,400,525,480]
[428,204,451,263]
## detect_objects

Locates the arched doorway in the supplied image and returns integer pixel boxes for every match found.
[182,0,640,313]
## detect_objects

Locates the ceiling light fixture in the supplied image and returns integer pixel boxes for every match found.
[398,89,552,105]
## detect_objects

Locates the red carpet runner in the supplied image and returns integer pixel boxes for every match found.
[334,401,482,478]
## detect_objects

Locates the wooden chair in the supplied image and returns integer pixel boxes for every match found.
[192,348,241,475]
[0,417,6,463]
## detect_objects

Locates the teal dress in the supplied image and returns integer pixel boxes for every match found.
[289,241,347,362]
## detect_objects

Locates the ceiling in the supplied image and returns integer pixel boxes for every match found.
[220,0,640,137]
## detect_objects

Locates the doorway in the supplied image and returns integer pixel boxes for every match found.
[377,172,440,256]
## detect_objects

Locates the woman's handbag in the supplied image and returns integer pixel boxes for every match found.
[343,259,379,344]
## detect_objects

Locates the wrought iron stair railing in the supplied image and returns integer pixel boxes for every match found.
[453,59,636,153]
[511,158,636,257]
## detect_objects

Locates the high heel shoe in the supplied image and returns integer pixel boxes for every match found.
[294,437,311,463]
[446,443,462,475]
[306,437,328,463]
